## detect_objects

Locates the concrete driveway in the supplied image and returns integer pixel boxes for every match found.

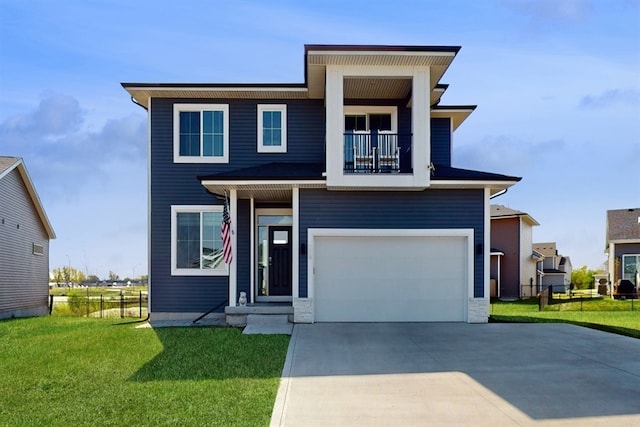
[271,323,640,426]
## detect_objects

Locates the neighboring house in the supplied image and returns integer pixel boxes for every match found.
[606,208,640,288]
[122,44,520,324]
[489,205,540,299]
[0,157,56,319]
[532,242,572,293]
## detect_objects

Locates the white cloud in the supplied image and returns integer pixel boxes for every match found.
[580,89,640,109]
[1,92,84,136]
[1,93,146,200]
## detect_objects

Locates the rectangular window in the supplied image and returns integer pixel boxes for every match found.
[174,104,229,163]
[622,254,640,284]
[258,104,287,153]
[171,206,227,276]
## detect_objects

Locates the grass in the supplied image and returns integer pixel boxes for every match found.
[491,298,640,339]
[50,286,147,297]
[0,317,290,426]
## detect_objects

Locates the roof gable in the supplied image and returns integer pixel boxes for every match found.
[0,156,56,239]
[607,208,640,242]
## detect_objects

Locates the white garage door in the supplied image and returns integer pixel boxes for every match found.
[312,233,469,322]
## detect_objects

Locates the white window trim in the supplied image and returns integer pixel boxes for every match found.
[622,254,640,281]
[257,104,287,153]
[171,205,228,276]
[173,103,229,163]
[343,105,398,132]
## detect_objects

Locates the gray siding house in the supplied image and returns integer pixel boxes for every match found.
[0,157,56,319]
[606,208,640,289]
[122,44,520,324]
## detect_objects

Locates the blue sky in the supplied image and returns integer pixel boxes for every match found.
[1,0,639,278]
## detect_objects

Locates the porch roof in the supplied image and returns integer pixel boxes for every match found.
[198,162,521,200]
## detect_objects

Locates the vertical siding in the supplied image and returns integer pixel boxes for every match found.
[0,169,50,319]
[299,188,485,298]
[431,118,451,166]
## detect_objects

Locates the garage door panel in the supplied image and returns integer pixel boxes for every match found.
[313,234,468,322]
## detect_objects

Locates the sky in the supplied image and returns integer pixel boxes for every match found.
[1,0,639,278]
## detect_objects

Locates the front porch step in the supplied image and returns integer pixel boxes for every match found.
[225,304,293,327]
[243,314,293,335]
[246,314,289,325]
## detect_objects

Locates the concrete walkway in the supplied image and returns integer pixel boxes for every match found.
[271,323,640,426]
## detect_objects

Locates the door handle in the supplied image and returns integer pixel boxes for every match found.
[268,256,272,266]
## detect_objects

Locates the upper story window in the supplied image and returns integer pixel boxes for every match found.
[257,104,287,153]
[173,104,229,163]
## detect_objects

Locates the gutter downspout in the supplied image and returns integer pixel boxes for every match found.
[130,96,148,111]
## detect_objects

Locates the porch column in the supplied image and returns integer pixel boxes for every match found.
[229,189,238,307]
[292,187,299,299]
[250,197,255,304]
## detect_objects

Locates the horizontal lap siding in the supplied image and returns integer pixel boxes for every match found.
[0,169,50,318]
[299,189,485,298]
[431,118,451,166]
[150,98,325,313]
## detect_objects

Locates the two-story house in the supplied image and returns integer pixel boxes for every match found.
[490,205,540,299]
[122,44,520,324]
[532,242,572,293]
[1,156,56,319]
[606,208,640,288]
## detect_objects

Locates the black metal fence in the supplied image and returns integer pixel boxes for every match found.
[49,291,148,318]
[538,285,637,311]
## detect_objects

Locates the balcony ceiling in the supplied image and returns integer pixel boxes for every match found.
[306,48,456,99]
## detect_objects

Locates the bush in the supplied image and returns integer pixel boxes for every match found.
[66,291,101,316]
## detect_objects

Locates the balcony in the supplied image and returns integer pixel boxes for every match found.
[344,132,412,174]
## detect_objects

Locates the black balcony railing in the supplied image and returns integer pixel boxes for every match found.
[344,132,412,173]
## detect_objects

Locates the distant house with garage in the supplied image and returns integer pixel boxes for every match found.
[0,156,56,319]
[490,205,540,299]
[122,44,520,324]
[606,208,640,289]
[533,242,572,293]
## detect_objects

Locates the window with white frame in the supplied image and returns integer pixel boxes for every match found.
[622,254,640,284]
[257,104,287,153]
[173,104,229,163]
[171,206,228,275]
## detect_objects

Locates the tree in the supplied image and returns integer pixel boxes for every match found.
[108,271,119,281]
[571,266,596,290]
[52,268,65,285]
[86,275,100,284]
[51,266,86,286]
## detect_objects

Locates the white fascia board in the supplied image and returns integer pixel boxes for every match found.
[608,239,640,244]
[307,50,455,58]
[126,86,308,93]
[200,180,326,187]
[12,160,56,239]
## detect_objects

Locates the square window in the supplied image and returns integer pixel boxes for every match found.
[174,104,229,163]
[257,104,287,153]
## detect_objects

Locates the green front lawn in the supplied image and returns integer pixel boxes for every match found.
[0,317,289,426]
[491,298,640,338]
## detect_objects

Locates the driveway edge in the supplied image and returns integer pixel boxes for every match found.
[270,324,299,427]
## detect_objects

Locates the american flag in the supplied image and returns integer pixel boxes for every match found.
[221,194,232,264]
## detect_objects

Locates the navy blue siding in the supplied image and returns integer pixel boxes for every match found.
[237,199,251,298]
[152,98,326,312]
[431,118,451,166]
[299,189,485,298]
[152,98,325,174]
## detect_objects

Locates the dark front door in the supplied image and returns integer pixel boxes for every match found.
[268,226,292,296]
